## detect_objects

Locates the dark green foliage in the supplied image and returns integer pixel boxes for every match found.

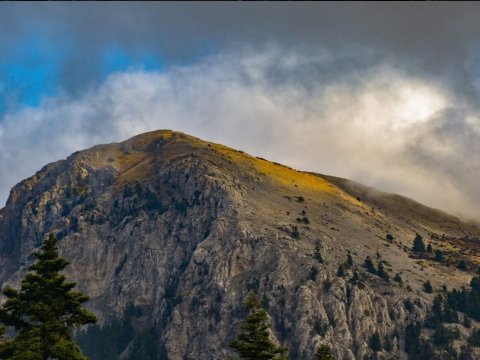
[314,245,323,264]
[470,276,480,292]
[446,281,480,321]
[346,254,353,268]
[386,234,394,242]
[323,280,332,291]
[423,281,433,293]
[383,335,393,352]
[377,262,389,282]
[432,325,459,347]
[230,291,285,359]
[468,328,480,347]
[404,322,422,354]
[393,273,403,285]
[349,270,360,285]
[463,316,471,329]
[426,244,433,253]
[404,299,414,313]
[314,344,335,360]
[76,304,152,360]
[404,322,436,360]
[310,266,319,281]
[369,332,382,352]
[313,320,328,337]
[434,250,444,262]
[291,226,300,239]
[126,327,159,360]
[457,260,468,271]
[412,234,425,253]
[425,295,458,328]
[363,256,376,275]
[296,217,309,224]
[336,265,346,278]
[0,234,96,360]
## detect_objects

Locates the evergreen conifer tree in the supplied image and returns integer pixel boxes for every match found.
[434,250,444,262]
[314,344,335,360]
[423,280,433,293]
[369,331,382,352]
[230,291,285,359]
[363,256,376,275]
[377,262,389,282]
[412,234,425,253]
[0,234,96,360]
[336,265,346,278]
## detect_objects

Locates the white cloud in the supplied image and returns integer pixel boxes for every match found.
[1,47,479,221]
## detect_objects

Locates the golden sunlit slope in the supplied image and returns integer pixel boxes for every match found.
[75,130,480,292]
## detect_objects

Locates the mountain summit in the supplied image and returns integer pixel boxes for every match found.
[1,130,479,359]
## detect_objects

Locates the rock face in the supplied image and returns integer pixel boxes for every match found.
[0,130,480,359]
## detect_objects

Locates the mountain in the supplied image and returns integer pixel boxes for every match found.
[1,130,479,359]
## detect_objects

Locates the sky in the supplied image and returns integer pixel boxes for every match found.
[1,2,480,221]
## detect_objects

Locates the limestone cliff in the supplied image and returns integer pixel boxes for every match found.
[1,130,479,359]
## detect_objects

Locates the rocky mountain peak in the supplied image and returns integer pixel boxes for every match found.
[1,130,480,359]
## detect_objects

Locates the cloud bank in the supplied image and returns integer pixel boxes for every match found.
[1,47,480,221]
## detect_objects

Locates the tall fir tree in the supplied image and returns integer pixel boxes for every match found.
[0,234,96,360]
[230,291,285,360]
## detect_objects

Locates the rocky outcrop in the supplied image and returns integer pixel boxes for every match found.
[0,130,479,359]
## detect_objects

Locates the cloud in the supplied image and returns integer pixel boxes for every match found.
[1,47,480,222]
[2,2,480,101]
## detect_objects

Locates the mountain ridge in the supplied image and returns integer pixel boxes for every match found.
[0,129,479,359]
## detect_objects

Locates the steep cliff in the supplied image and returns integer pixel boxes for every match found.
[1,130,479,359]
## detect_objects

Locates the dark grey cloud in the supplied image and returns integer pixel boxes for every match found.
[1,3,480,221]
[2,2,480,97]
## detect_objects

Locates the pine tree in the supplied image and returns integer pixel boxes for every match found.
[393,273,403,285]
[230,291,285,359]
[315,344,335,360]
[0,234,96,360]
[457,259,468,271]
[369,332,382,352]
[377,262,389,282]
[423,280,433,294]
[336,264,346,278]
[363,256,376,275]
[346,254,353,268]
[412,234,425,253]
[434,250,444,262]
